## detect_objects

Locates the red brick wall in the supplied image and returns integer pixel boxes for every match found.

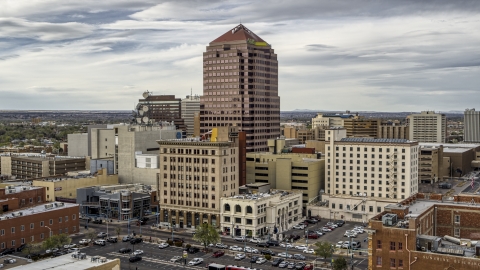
[0,187,46,209]
[0,205,80,249]
[436,205,480,239]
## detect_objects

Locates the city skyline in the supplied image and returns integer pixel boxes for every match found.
[0,1,479,111]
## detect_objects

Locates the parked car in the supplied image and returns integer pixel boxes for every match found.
[295,245,307,250]
[46,248,59,254]
[272,257,284,266]
[306,234,318,239]
[250,256,259,263]
[106,236,118,243]
[132,250,144,256]
[170,256,182,263]
[64,244,77,249]
[122,236,132,242]
[119,248,131,253]
[188,247,200,254]
[215,243,228,249]
[92,219,102,224]
[278,252,293,258]
[256,257,267,264]
[291,235,301,240]
[295,262,306,269]
[256,242,269,247]
[158,243,169,249]
[0,248,15,256]
[249,237,262,243]
[229,245,243,251]
[3,258,16,264]
[97,232,108,238]
[130,238,143,245]
[212,250,225,258]
[261,249,275,256]
[234,236,246,242]
[234,253,246,260]
[335,241,344,248]
[292,224,306,229]
[334,220,345,227]
[278,260,289,268]
[188,258,203,266]
[305,219,317,224]
[129,256,142,263]
[267,240,279,246]
[280,243,293,248]
[94,240,106,246]
[293,254,305,260]
[314,231,324,236]
[303,249,315,254]
[287,262,296,269]
[79,239,91,245]
[321,227,332,232]
[244,246,258,253]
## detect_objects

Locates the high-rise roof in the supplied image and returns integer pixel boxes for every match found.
[211,24,266,44]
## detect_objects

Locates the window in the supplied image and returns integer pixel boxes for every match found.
[455,215,460,223]
[11,227,15,233]
[30,236,34,242]
[21,225,24,231]
[59,217,62,223]
[11,240,15,246]
[399,259,403,267]
[246,206,253,214]
[0,242,4,249]
[376,256,382,266]
[454,228,460,237]
[21,238,25,244]
[377,207,381,212]
[332,203,335,209]
[224,217,230,222]
[235,217,241,224]
[377,240,382,249]
[398,242,403,250]
[390,241,396,251]
[246,219,253,225]
[73,226,76,232]
[49,219,53,225]
[65,216,68,222]
[30,223,34,229]
[390,259,396,267]
[0,229,4,236]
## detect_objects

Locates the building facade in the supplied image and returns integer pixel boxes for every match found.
[407,111,447,143]
[311,113,355,129]
[137,93,186,131]
[0,202,80,250]
[220,190,303,237]
[0,185,46,211]
[464,108,480,143]
[246,152,324,210]
[419,145,443,183]
[157,139,239,228]
[0,154,86,180]
[377,123,409,140]
[181,94,201,136]
[200,24,280,152]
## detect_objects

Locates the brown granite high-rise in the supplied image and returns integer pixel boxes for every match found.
[200,24,280,152]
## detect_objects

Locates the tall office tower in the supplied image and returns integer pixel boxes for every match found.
[407,111,446,143]
[464,108,480,143]
[200,24,280,152]
[181,93,200,136]
[137,93,186,131]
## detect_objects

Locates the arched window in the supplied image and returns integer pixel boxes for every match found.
[235,205,241,213]
[224,204,231,212]
[246,206,253,214]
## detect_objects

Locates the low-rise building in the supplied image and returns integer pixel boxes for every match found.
[77,184,155,221]
[0,185,46,210]
[419,143,480,177]
[220,189,303,237]
[0,202,80,250]
[246,151,324,211]
[32,168,118,202]
[419,145,443,183]
[13,253,120,270]
[0,154,86,180]
[368,193,480,270]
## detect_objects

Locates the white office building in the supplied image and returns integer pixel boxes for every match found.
[464,108,480,143]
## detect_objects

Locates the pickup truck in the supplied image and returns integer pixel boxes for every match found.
[94,240,106,246]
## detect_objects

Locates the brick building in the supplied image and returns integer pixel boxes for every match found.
[0,185,46,211]
[0,202,80,250]
[368,193,480,270]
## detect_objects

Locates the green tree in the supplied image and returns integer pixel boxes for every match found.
[85,228,97,244]
[115,226,122,238]
[192,223,220,250]
[42,233,72,250]
[22,243,42,257]
[333,256,348,270]
[314,241,334,263]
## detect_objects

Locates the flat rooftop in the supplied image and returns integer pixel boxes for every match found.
[340,138,413,143]
[420,143,480,149]
[0,202,78,221]
[226,190,300,201]
[3,185,43,193]
[11,253,118,270]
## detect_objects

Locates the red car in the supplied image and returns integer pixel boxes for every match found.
[306,234,318,239]
[212,250,225,258]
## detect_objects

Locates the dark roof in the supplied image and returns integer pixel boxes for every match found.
[211,24,266,44]
[340,138,411,143]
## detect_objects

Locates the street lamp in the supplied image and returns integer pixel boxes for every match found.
[305,229,308,247]
[285,239,290,260]
[45,226,52,237]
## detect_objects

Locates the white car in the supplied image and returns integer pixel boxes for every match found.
[280,243,294,248]
[295,245,308,250]
[314,231,324,236]
[335,241,344,248]
[245,246,259,253]
[292,224,305,229]
[234,236,246,242]
[303,249,315,254]
[322,227,332,232]
[170,256,182,263]
[46,248,59,253]
[132,250,144,256]
[234,253,246,260]
[256,257,267,264]
[215,243,228,249]
[79,239,91,245]
[188,258,204,266]
[64,244,76,249]
[277,252,293,258]
[249,237,261,243]
[158,243,169,249]
[229,245,243,251]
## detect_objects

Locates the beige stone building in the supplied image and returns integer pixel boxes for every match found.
[377,123,409,139]
[325,129,419,200]
[200,24,280,152]
[157,139,239,228]
[32,168,118,201]
[220,190,303,237]
[246,152,324,210]
[407,111,447,143]
[418,145,443,183]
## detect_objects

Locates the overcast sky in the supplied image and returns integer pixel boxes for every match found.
[0,1,479,111]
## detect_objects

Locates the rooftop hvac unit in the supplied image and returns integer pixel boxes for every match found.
[382,213,398,226]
